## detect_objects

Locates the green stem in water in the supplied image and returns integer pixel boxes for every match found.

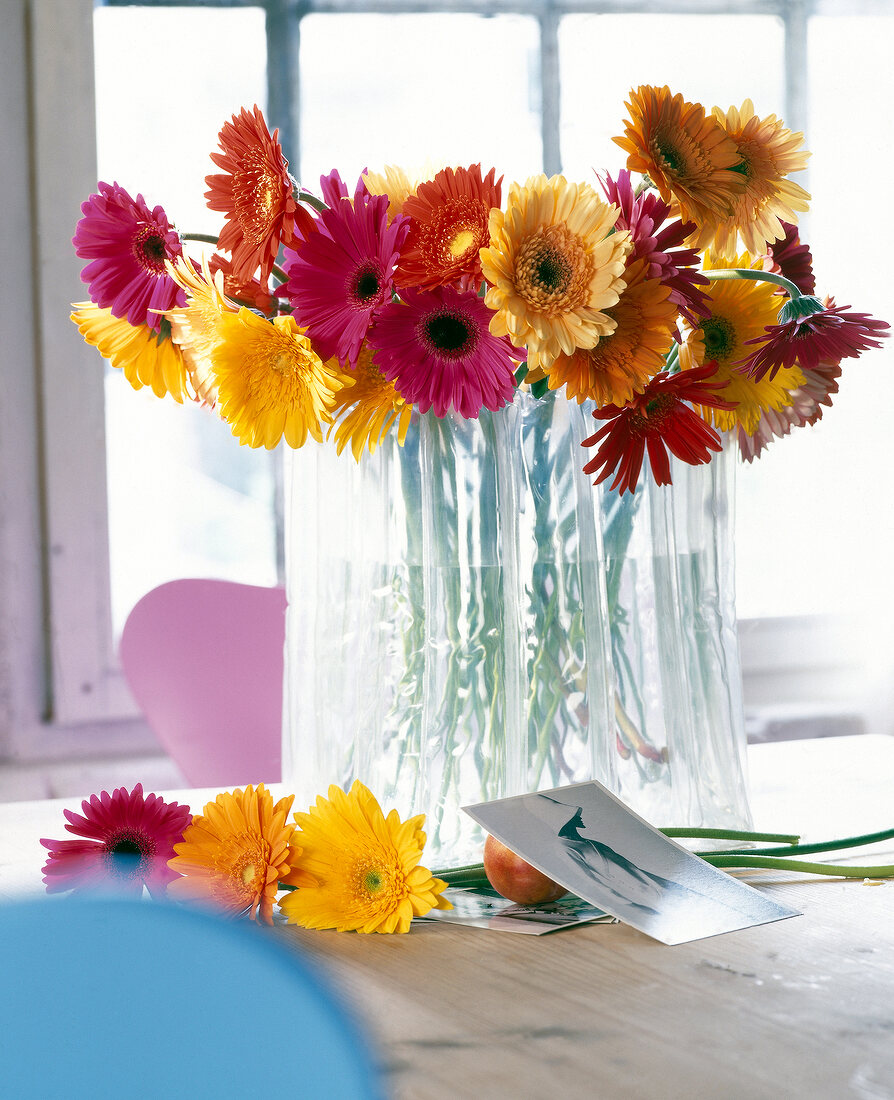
[705,267,802,300]
[701,854,894,879]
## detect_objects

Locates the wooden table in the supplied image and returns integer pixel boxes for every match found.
[2,735,893,1099]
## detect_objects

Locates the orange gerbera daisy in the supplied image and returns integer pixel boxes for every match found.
[545,259,678,406]
[679,252,804,433]
[396,164,503,291]
[701,99,811,259]
[614,85,744,242]
[167,784,314,925]
[205,105,311,286]
[328,343,414,461]
[480,174,631,371]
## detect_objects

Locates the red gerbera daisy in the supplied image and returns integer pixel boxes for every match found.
[599,169,710,326]
[284,171,410,364]
[581,362,734,494]
[205,105,311,286]
[396,164,502,291]
[367,284,519,419]
[745,298,889,380]
[40,783,191,899]
[73,181,185,331]
[209,253,276,315]
[761,220,816,296]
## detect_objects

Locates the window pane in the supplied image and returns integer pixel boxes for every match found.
[298,13,541,186]
[559,14,785,182]
[93,6,277,636]
[736,15,894,621]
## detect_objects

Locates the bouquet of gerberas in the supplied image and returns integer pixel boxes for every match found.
[70,85,888,494]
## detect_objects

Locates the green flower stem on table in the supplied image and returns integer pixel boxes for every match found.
[700,855,894,878]
[433,826,894,887]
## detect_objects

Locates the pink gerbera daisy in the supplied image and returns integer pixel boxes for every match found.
[284,171,410,364]
[581,362,734,494]
[367,284,520,419]
[599,169,710,326]
[745,297,889,380]
[40,783,191,899]
[737,359,841,462]
[73,181,185,330]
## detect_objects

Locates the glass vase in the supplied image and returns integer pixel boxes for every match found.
[600,439,751,833]
[284,392,751,868]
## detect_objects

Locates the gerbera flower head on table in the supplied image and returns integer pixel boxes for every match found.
[71,84,888,489]
[40,780,450,932]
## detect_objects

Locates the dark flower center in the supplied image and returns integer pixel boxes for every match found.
[350,263,382,306]
[644,393,675,420]
[133,224,169,275]
[654,137,684,175]
[424,310,477,359]
[630,392,675,436]
[105,831,152,878]
[700,317,736,362]
[533,248,571,294]
[363,869,384,894]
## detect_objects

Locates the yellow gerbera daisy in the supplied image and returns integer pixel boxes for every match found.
[71,302,190,402]
[480,174,631,371]
[679,252,804,433]
[328,344,414,461]
[614,85,745,239]
[212,308,342,449]
[545,259,678,406]
[164,255,237,406]
[167,784,314,925]
[278,781,451,934]
[361,161,442,222]
[702,99,811,259]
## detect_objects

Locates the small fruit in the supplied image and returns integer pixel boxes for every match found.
[482,834,567,905]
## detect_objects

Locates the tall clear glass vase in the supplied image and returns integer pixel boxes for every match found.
[284,396,751,868]
[600,439,752,832]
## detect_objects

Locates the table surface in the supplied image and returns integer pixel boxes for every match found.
[3,735,893,1100]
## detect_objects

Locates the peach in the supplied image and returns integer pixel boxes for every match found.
[482,834,567,905]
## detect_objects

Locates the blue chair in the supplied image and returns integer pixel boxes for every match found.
[0,896,385,1098]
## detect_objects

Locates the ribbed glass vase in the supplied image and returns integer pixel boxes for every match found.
[284,391,751,868]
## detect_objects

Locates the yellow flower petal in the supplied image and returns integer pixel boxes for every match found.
[279,780,450,934]
[71,302,190,402]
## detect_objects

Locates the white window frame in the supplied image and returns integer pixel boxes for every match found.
[1,0,157,765]
[1,0,885,770]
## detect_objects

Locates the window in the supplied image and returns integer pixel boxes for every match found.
[4,0,892,774]
[93,6,278,637]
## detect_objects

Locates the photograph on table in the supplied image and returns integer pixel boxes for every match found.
[420,885,615,935]
[465,781,801,945]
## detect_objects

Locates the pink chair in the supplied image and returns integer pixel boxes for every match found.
[119,578,286,787]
